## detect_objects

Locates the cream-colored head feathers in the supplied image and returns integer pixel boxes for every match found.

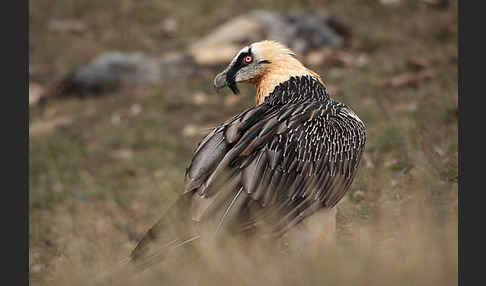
[249,41,323,105]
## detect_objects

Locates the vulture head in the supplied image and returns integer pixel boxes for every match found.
[213,40,323,105]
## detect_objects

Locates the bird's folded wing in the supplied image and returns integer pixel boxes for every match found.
[184,100,366,237]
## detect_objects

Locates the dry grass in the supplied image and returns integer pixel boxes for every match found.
[37,193,458,286]
[29,0,457,285]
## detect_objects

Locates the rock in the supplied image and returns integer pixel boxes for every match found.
[190,15,262,51]
[67,51,195,93]
[129,104,143,117]
[353,190,366,202]
[38,51,198,101]
[189,10,349,66]
[72,52,161,91]
[189,43,245,67]
[159,52,198,80]
[157,16,178,37]
[253,10,345,54]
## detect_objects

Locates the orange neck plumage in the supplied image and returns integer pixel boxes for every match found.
[253,66,324,105]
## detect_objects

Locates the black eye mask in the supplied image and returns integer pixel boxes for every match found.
[225,48,253,95]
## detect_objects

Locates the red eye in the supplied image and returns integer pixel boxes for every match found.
[243,56,253,63]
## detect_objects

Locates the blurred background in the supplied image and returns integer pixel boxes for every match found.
[29,0,457,285]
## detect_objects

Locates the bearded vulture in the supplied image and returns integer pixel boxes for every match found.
[129,40,366,270]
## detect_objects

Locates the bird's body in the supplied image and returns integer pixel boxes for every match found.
[129,41,366,270]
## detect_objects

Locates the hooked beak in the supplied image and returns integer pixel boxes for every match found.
[213,68,240,95]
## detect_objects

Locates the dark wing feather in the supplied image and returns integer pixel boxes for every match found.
[185,100,366,237]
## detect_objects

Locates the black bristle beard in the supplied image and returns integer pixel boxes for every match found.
[228,79,240,95]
